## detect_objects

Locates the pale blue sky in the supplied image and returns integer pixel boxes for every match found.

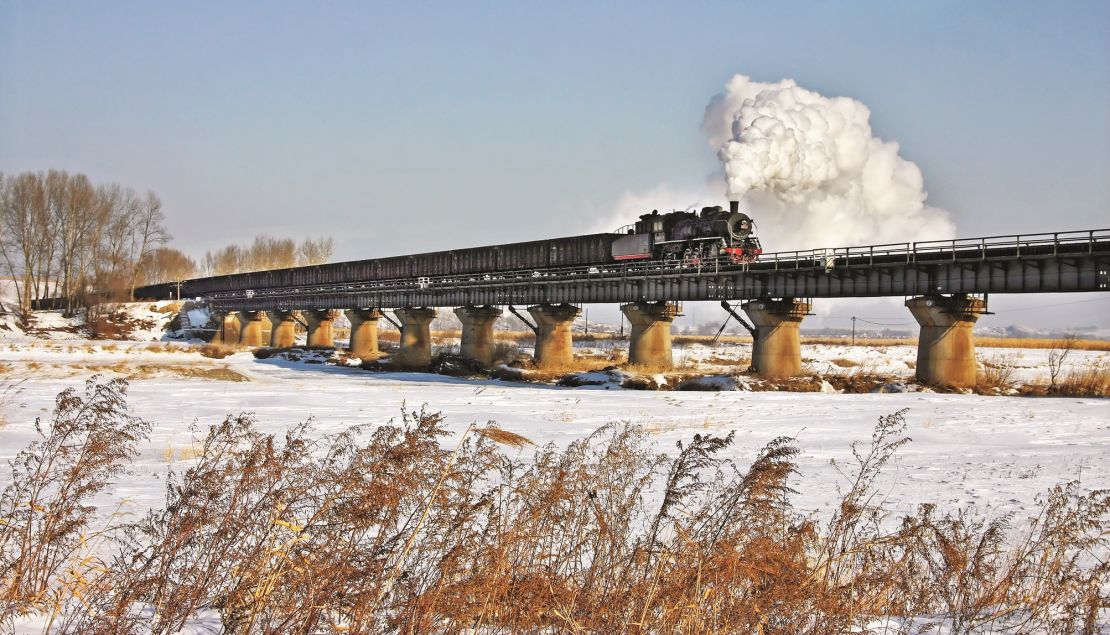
[2,1,1108,329]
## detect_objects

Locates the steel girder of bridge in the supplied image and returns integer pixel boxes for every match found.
[207,229,1110,312]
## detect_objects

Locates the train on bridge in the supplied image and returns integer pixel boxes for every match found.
[136,202,762,299]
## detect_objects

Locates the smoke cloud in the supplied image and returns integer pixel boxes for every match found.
[591,184,724,234]
[702,75,955,251]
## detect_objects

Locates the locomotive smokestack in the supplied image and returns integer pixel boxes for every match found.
[729,200,739,214]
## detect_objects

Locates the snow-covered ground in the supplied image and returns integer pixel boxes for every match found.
[1,338,1107,525]
[0,301,186,342]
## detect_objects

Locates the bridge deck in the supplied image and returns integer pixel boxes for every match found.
[199,229,1110,310]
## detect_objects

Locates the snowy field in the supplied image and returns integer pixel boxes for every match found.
[1,310,1108,632]
[1,336,1107,528]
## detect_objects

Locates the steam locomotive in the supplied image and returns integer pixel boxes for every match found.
[612,200,762,265]
[134,201,761,300]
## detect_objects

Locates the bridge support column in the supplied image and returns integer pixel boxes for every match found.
[742,298,811,378]
[393,307,438,367]
[527,303,580,369]
[621,301,680,369]
[454,305,502,366]
[906,294,986,387]
[236,311,268,347]
[345,309,383,359]
[266,310,301,348]
[304,309,340,348]
[211,311,240,345]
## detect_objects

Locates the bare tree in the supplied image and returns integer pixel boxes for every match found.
[139,247,197,291]
[203,245,244,277]
[1,171,176,311]
[1047,333,1077,390]
[126,192,170,300]
[0,172,51,314]
[246,235,297,271]
[49,171,100,314]
[202,234,332,275]
[298,237,334,266]
[84,184,129,303]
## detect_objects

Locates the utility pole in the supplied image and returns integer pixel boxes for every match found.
[852,316,856,346]
[584,305,589,335]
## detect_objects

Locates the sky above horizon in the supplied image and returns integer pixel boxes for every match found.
[2,1,1108,330]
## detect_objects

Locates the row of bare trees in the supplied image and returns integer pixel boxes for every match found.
[201,235,334,276]
[0,170,338,313]
[0,170,169,314]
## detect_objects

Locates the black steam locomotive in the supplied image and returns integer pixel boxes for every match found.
[134,201,761,300]
[612,200,761,265]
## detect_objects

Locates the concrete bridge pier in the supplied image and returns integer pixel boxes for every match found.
[621,301,680,369]
[236,311,269,347]
[394,307,438,367]
[906,294,986,387]
[211,311,240,345]
[742,298,811,378]
[266,310,301,348]
[304,309,341,348]
[345,309,384,359]
[527,303,581,369]
[454,305,503,366]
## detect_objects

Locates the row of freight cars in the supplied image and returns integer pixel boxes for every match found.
[135,233,621,300]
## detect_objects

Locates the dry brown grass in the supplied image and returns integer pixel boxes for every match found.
[674,333,753,345]
[158,367,249,382]
[162,444,205,462]
[1055,361,1110,397]
[978,336,1110,351]
[976,356,1019,394]
[198,343,241,359]
[514,358,618,382]
[149,302,183,314]
[376,330,465,343]
[803,336,910,347]
[698,354,750,367]
[73,362,131,375]
[2,389,1105,632]
[829,357,861,368]
[822,364,892,392]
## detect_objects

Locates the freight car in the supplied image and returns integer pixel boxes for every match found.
[134,201,760,300]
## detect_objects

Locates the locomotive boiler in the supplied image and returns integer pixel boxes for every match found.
[611,200,762,265]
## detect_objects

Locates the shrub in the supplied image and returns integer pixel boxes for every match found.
[0,378,150,619]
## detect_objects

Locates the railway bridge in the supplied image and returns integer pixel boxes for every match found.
[143,229,1110,386]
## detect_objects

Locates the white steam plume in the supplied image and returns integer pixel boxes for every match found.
[703,75,955,251]
[590,184,723,234]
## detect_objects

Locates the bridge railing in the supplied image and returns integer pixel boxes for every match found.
[911,229,1109,259]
